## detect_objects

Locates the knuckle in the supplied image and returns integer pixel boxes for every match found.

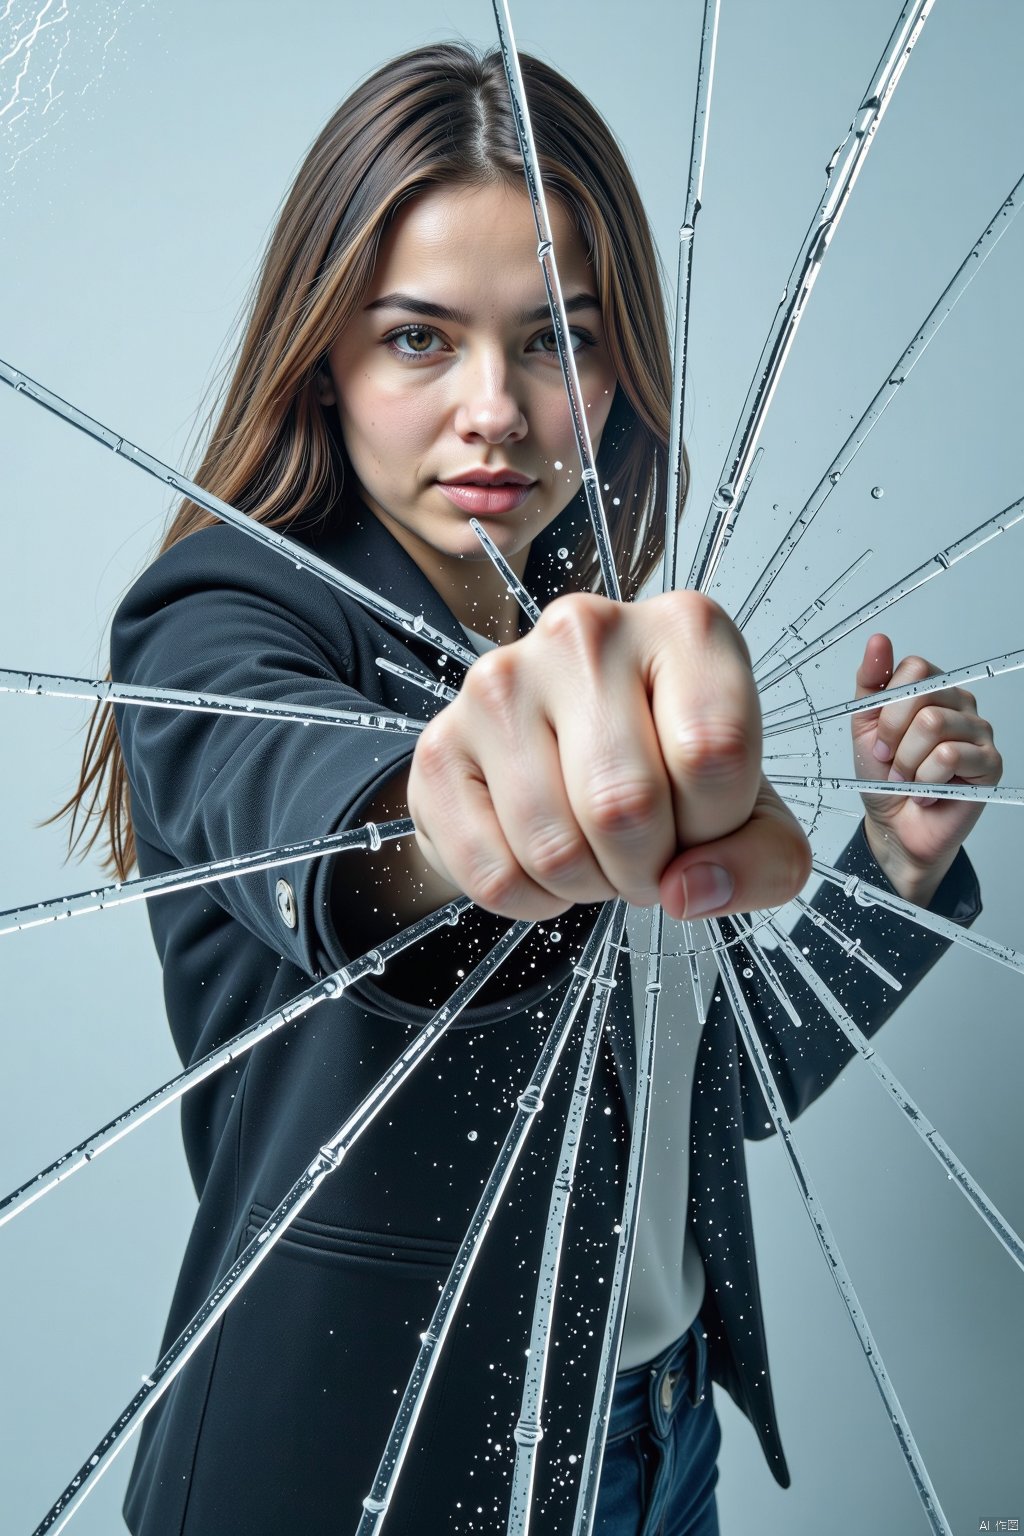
[902,654,932,680]
[413,720,455,782]
[538,591,617,649]
[661,589,726,642]
[469,858,524,914]
[525,826,590,884]
[671,719,752,780]
[582,775,662,835]
[935,741,960,769]
[669,590,749,659]
[918,705,945,736]
[463,647,520,714]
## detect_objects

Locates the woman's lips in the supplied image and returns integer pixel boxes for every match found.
[436,481,537,515]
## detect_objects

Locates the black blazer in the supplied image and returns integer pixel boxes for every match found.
[111,498,981,1534]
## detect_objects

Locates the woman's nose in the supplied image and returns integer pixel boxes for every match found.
[453,354,528,444]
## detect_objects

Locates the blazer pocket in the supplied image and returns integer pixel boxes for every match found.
[246,1200,460,1276]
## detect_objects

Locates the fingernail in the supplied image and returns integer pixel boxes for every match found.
[679,863,734,918]
[887,766,905,783]
[873,740,893,763]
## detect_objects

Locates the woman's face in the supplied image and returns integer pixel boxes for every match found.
[320,181,619,633]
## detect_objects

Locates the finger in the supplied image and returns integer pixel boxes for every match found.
[472,700,624,907]
[893,739,1004,793]
[658,777,812,920]
[410,723,577,921]
[533,615,678,904]
[866,654,978,765]
[641,592,762,848]
[886,706,993,784]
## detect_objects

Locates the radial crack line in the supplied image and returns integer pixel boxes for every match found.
[752,548,874,676]
[757,493,1024,692]
[506,903,629,1536]
[572,904,666,1536]
[743,914,1024,1274]
[656,0,720,1019]
[790,894,902,991]
[761,646,1024,738]
[0,666,427,734]
[811,857,1024,978]
[663,0,720,593]
[32,918,535,1536]
[708,917,952,1536]
[0,358,476,669]
[470,518,541,624]
[736,169,1024,634]
[0,817,415,937]
[779,792,869,821]
[0,898,473,1230]
[491,0,620,600]
[771,774,1022,806]
[374,657,458,703]
[354,902,621,1536]
[688,0,936,597]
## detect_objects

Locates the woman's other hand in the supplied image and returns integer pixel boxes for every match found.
[852,632,1003,905]
[408,590,812,922]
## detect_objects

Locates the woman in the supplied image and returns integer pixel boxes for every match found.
[59,41,995,1536]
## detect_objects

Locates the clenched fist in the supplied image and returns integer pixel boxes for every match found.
[407,590,812,922]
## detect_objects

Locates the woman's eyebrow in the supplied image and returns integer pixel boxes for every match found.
[364,291,601,325]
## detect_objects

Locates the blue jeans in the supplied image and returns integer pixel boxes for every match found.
[594,1323,722,1536]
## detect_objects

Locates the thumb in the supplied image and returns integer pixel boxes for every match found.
[855,632,894,699]
[852,632,894,745]
[659,778,812,920]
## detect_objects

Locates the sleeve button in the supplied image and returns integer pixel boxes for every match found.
[275,878,297,929]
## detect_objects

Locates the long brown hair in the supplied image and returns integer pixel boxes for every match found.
[54,41,681,879]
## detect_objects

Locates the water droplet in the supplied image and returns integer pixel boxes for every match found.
[611,496,621,507]
[829,470,842,486]
[554,459,564,470]
[871,485,884,500]
[742,967,753,978]
[467,1130,478,1142]
[550,930,562,943]
[557,547,568,560]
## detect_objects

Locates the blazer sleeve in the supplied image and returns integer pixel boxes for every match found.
[110,525,420,982]
[731,818,983,1141]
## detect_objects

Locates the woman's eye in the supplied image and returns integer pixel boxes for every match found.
[387,326,445,358]
[531,327,593,356]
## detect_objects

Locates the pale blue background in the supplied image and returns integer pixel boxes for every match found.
[1,2,1022,1532]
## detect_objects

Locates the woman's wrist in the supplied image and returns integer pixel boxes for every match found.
[861,816,958,908]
